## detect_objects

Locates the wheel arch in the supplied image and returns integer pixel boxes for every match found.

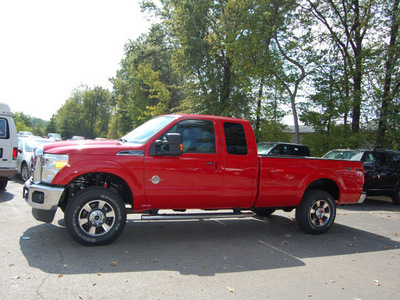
[17,159,29,174]
[59,172,134,211]
[54,159,146,210]
[303,178,340,202]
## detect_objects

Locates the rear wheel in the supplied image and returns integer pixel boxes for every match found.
[296,190,336,234]
[65,187,126,246]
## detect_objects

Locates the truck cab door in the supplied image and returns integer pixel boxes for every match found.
[144,119,224,209]
[220,121,257,208]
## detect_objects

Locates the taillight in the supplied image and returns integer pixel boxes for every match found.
[13,147,18,159]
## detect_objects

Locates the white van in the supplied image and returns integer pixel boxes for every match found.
[0,102,18,189]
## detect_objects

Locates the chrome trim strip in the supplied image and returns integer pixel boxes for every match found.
[141,212,255,220]
[116,150,144,156]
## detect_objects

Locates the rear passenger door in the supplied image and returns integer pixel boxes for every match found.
[221,121,257,208]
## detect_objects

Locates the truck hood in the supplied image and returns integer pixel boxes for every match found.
[42,140,145,156]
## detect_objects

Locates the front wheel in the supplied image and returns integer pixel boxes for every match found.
[65,187,126,246]
[295,190,336,234]
[21,162,30,182]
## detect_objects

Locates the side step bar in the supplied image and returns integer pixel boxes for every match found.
[141,212,254,221]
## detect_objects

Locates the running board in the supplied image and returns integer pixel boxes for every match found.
[141,212,255,221]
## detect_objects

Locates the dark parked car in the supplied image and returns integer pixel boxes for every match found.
[323,149,400,204]
[257,142,311,156]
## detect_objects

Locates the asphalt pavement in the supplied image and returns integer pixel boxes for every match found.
[1,178,399,299]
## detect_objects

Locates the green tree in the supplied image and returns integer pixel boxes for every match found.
[57,96,84,139]
[45,114,58,135]
[304,0,379,133]
[112,24,183,134]
[55,86,113,139]
[13,112,33,132]
[224,0,296,137]
[144,0,252,118]
[300,49,351,133]
[82,86,113,138]
[376,0,400,146]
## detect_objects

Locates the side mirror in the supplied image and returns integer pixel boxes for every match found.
[155,133,183,156]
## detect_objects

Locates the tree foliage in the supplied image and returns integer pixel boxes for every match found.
[111,24,184,135]
[55,86,113,139]
[14,0,400,154]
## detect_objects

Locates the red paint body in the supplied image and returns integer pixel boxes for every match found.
[45,115,364,211]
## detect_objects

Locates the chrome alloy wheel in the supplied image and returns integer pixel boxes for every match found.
[78,200,116,237]
[309,200,331,227]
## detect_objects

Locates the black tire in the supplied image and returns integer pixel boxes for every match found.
[65,187,126,246]
[252,207,276,217]
[392,186,400,205]
[0,180,7,190]
[21,162,30,182]
[295,190,336,234]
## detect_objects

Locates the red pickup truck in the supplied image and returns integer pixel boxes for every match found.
[23,114,365,245]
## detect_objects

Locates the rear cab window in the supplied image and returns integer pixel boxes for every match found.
[223,122,248,155]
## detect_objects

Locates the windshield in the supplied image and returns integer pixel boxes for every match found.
[323,150,363,161]
[257,142,277,154]
[120,116,176,144]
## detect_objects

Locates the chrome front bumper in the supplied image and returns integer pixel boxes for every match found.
[23,180,65,223]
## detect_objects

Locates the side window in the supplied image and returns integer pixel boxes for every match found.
[374,153,392,169]
[162,119,216,154]
[223,122,248,155]
[271,144,289,155]
[363,152,375,169]
[0,118,9,139]
[364,153,374,163]
[292,146,308,156]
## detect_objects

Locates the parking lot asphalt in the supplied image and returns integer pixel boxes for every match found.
[1,179,399,300]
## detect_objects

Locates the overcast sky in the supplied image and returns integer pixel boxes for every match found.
[0,0,150,120]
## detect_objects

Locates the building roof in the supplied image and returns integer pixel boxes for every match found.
[284,125,315,134]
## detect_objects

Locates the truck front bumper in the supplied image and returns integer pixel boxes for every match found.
[23,180,65,223]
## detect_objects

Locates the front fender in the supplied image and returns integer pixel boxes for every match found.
[52,156,146,208]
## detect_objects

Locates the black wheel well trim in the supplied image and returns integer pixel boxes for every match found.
[60,172,133,209]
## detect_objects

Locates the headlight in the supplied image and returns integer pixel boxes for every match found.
[41,154,69,183]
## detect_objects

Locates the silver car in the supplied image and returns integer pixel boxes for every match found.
[17,138,52,181]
